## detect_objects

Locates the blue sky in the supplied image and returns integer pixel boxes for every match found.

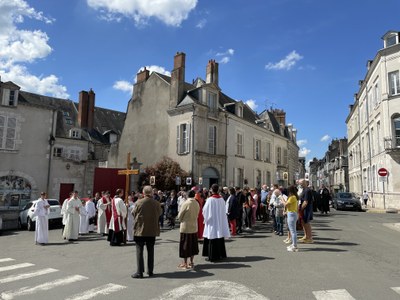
[1,0,400,164]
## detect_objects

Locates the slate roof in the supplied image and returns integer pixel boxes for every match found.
[18,90,125,144]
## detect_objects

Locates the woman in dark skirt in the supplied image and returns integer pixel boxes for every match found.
[177,190,200,269]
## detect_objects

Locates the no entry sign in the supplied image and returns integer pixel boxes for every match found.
[378,168,388,177]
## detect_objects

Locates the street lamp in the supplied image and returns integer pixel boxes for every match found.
[49,135,55,146]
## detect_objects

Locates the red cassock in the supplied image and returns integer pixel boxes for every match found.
[195,193,205,239]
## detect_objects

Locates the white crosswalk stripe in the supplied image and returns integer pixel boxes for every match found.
[0,258,15,263]
[0,274,88,300]
[0,263,34,273]
[65,283,127,300]
[313,289,356,300]
[391,287,400,295]
[0,268,58,284]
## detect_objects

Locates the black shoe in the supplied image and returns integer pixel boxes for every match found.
[131,273,143,279]
[148,272,154,277]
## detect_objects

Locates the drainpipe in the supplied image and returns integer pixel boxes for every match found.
[46,109,57,195]
[191,105,196,184]
[224,112,228,186]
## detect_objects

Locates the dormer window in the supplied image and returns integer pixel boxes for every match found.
[69,129,81,139]
[386,35,397,47]
[383,31,399,48]
[207,92,217,111]
[1,89,18,107]
[9,90,15,106]
[237,105,243,118]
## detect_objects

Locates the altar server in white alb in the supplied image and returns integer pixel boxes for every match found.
[33,192,50,245]
[202,184,231,262]
[63,191,83,241]
[108,189,127,246]
[85,198,96,233]
[126,195,136,242]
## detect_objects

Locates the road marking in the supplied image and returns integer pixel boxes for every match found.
[153,280,269,300]
[0,263,34,272]
[0,259,15,263]
[65,283,126,300]
[392,287,400,295]
[0,274,88,300]
[313,289,356,300]
[0,268,58,284]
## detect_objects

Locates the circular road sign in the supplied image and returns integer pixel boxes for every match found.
[378,168,388,177]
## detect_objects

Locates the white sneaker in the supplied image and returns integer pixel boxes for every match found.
[287,245,298,252]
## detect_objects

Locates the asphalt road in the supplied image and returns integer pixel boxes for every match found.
[0,210,399,300]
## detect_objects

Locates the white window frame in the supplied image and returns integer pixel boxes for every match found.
[264,141,271,162]
[207,92,217,111]
[393,116,400,147]
[176,123,191,155]
[53,147,63,157]
[0,115,17,150]
[389,71,400,96]
[69,148,81,161]
[276,146,282,165]
[254,138,261,160]
[208,125,216,155]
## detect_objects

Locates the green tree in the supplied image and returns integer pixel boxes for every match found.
[139,156,190,192]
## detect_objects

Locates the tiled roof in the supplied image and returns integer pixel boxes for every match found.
[18,90,125,144]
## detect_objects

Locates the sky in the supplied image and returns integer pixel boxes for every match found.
[1,0,400,165]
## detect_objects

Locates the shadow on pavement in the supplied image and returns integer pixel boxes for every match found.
[299,247,348,252]
[150,268,214,279]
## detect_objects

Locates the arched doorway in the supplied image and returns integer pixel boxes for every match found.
[202,167,219,189]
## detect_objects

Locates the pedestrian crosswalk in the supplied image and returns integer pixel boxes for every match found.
[0,257,126,300]
[1,258,399,299]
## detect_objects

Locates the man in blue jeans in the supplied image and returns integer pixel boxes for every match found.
[299,179,313,243]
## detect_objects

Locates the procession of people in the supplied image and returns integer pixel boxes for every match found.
[32,178,331,278]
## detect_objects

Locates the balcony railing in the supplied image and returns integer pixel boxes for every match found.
[384,136,400,150]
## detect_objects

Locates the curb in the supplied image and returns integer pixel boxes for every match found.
[365,208,398,214]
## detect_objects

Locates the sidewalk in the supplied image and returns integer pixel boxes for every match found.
[364,206,399,214]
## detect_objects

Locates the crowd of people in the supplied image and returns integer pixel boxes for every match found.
[32,179,332,277]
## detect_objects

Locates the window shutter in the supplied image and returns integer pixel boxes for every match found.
[176,125,180,154]
[253,138,256,159]
[186,123,191,154]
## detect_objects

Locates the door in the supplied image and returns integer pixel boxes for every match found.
[59,183,74,205]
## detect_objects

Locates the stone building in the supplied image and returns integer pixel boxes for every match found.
[0,79,125,227]
[346,30,400,209]
[112,52,299,188]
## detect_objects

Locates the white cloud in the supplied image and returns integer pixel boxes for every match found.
[297,139,307,147]
[299,147,311,157]
[216,48,234,64]
[245,99,258,111]
[114,65,171,93]
[0,0,68,98]
[196,18,207,28]
[113,80,132,93]
[265,50,303,71]
[321,134,331,142]
[87,0,198,27]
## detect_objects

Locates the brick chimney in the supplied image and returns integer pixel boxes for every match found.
[206,59,219,86]
[87,89,95,130]
[78,89,95,130]
[273,109,286,126]
[136,67,150,84]
[170,52,185,107]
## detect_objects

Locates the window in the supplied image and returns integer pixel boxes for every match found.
[236,132,243,156]
[0,115,17,150]
[266,171,271,186]
[254,139,261,160]
[373,82,380,106]
[389,71,400,96]
[237,106,243,118]
[386,35,397,47]
[283,149,288,165]
[69,129,81,139]
[377,121,381,152]
[394,116,400,147]
[235,168,244,187]
[255,169,261,188]
[69,149,81,161]
[207,92,217,111]
[65,118,73,125]
[9,91,15,106]
[53,147,63,157]
[265,141,271,162]
[276,146,282,165]
[370,128,375,156]
[208,125,216,154]
[177,123,190,154]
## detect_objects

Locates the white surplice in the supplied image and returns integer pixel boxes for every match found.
[85,200,96,232]
[126,199,135,241]
[33,198,49,244]
[202,195,231,239]
[96,199,107,234]
[63,197,82,240]
[108,196,127,232]
[79,205,87,234]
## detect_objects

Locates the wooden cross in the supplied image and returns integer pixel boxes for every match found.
[117,152,139,203]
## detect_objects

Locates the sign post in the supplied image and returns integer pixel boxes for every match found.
[378,168,388,209]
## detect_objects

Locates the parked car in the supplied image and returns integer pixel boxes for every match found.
[332,192,362,211]
[18,199,62,231]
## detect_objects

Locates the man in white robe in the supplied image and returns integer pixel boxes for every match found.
[126,196,135,242]
[202,184,231,262]
[61,192,72,237]
[63,191,83,241]
[85,198,96,233]
[97,192,108,235]
[33,192,50,245]
[107,189,127,246]
[79,203,87,234]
